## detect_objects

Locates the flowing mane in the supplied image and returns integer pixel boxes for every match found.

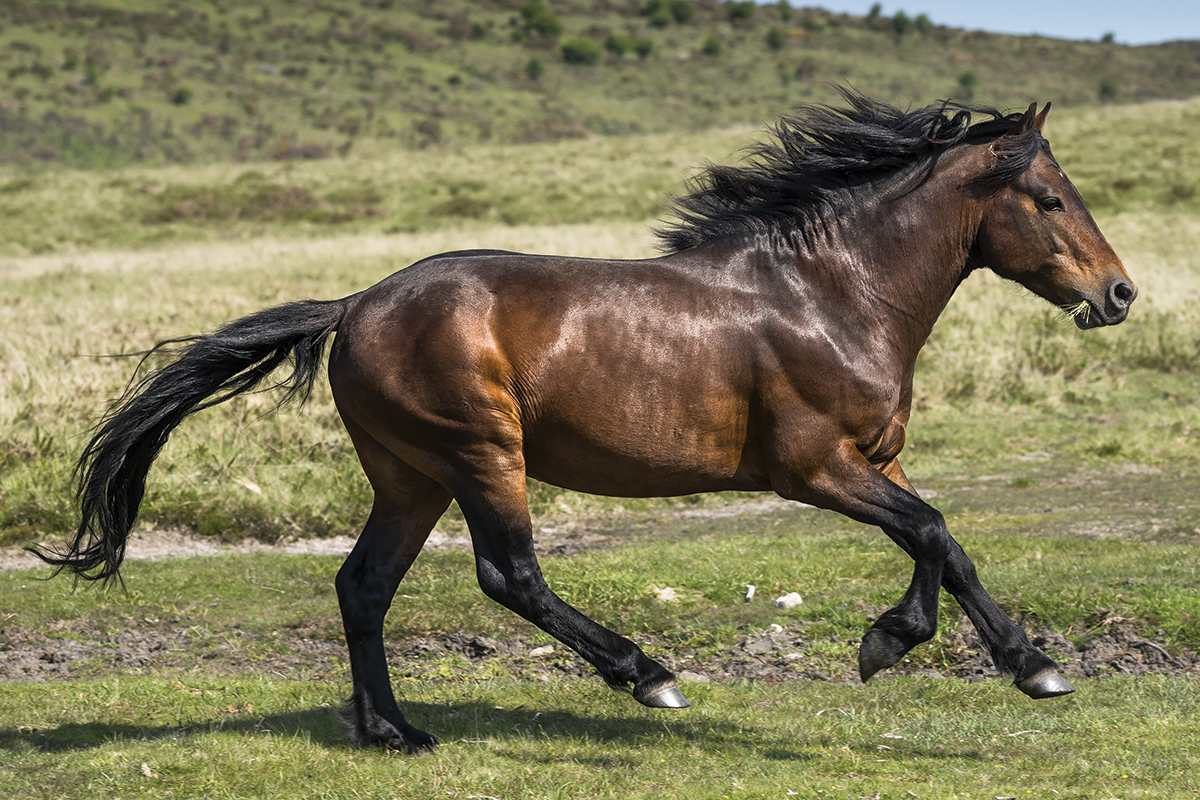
[655,90,1044,253]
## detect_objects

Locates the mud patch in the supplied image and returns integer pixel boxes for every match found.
[3,614,1195,688]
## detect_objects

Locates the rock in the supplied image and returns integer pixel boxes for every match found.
[774,592,803,609]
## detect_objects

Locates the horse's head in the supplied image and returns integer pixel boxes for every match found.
[973,104,1136,328]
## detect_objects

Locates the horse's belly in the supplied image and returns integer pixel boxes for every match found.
[521,414,763,497]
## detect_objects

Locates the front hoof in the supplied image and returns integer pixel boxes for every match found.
[1015,669,1075,699]
[634,682,690,709]
[858,628,907,682]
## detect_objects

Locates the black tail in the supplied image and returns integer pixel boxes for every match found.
[28,296,356,584]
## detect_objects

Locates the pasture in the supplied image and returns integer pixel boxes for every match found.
[2,98,1200,797]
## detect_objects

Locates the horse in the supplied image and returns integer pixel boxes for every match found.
[32,92,1137,754]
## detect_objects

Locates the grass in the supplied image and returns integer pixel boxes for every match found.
[3,34,1200,799]
[3,675,1198,799]
[4,99,1200,545]
[2,0,1199,170]
[3,493,1200,797]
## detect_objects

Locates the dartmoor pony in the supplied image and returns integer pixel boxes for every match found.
[34,93,1136,753]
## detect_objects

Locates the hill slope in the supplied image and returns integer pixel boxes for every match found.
[2,0,1199,170]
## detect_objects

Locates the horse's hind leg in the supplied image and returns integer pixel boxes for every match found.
[335,427,452,753]
[453,466,687,709]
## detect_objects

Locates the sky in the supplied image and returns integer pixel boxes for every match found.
[806,1,1200,45]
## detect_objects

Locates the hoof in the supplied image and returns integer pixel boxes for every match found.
[634,682,690,709]
[1016,669,1075,699]
[395,729,439,755]
[858,628,906,682]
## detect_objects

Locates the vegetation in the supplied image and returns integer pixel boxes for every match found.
[2,97,1200,545]
[1,7,1199,793]
[1,0,1200,169]
[2,497,1200,796]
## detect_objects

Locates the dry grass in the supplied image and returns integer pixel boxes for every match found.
[3,99,1200,544]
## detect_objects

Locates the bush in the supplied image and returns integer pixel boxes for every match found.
[701,35,722,56]
[668,0,695,23]
[729,1,756,22]
[520,1,563,39]
[766,27,787,50]
[604,32,634,56]
[957,70,978,99]
[632,36,654,58]
[561,37,602,65]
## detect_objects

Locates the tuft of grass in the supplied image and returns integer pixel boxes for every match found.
[1057,299,1092,326]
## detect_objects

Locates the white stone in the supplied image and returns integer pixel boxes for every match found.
[774,592,803,609]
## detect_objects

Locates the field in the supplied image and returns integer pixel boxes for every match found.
[2,92,1200,796]
[3,0,1200,169]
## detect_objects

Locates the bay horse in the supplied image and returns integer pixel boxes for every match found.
[33,92,1136,753]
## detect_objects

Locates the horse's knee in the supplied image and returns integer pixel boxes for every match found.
[475,556,542,607]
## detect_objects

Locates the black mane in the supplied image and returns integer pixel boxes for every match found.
[655,90,1043,253]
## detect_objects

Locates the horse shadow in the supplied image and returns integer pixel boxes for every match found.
[2,699,986,763]
[1,699,760,756]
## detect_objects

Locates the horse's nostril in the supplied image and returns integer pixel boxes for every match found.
[1111,280,1136,307]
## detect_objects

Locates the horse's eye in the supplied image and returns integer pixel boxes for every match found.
[1039,197,1064,212]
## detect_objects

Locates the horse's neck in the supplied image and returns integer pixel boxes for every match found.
[826,157,984,362]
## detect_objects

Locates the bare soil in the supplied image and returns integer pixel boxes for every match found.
[3,609,1195,688]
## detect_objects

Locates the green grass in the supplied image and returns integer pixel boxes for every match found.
[1,0,1199,171]
[3,498,1200,798]
[3,675,1198,799]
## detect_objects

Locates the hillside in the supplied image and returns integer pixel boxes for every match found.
[2,0,1199,170]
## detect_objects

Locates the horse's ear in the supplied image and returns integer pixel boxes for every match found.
[1006,102,1038,136]
[1034,102,1051,132]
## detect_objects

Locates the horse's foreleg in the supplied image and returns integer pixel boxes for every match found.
[784,444,951,681]
[454,471,688,709]
[334,437,453,753]
[880,460,1073,698]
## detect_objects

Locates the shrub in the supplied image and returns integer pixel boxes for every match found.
[604,32,634,56]
[701,35,722,56]
[649,6,671,28]
[765,27,787,50]
[668,0,695,23]
[520,1,563,39]
[893,10,912,36]
[561,37,602,65]
[957,70,978,100]
[729,1,755,22]
[632,36,654,58]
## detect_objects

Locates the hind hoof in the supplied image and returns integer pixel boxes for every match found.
[1016,669,1075,699]
[635,682,690,709]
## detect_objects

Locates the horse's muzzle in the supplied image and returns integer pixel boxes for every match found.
[1078,278,1137,328]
